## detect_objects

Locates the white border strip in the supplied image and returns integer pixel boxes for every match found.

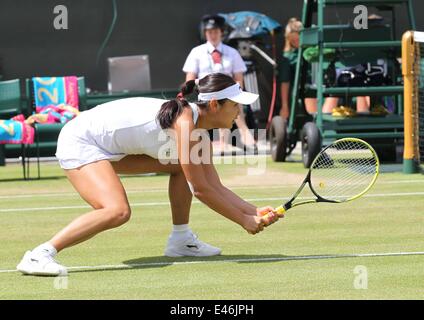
[1,251,424,274]
[1,191,423,213]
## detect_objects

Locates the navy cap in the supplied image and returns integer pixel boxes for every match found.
[202,14,225,30]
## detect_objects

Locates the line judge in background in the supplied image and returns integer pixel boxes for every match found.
[182,14,257,153]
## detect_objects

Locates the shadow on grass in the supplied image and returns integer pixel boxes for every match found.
[68,254,292,274]
[69,250,424,274]
[18,251,424,276]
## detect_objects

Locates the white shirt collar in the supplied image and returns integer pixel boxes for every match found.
[206,41,223,54]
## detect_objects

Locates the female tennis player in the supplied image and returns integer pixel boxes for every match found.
[17,73,279,276]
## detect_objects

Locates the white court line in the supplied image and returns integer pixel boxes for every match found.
[1,251,424,274]
[0,185,306,199]
[0,179,423,200]
[0,186,289,199]
[0,191,423,213]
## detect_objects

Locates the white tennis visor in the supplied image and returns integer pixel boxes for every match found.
[197,83,259,105]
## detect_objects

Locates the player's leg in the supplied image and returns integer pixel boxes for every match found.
[111,154,190,224]
[165,166,221,257]
[50,160,131,251]
[17,160,131,276]
[111,155,221,257]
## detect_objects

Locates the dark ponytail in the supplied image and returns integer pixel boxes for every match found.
[157,98,189,129]
[157,80,198,129]
[180,79,198,97]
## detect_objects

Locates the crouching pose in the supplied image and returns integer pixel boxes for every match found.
[17,73,279,276]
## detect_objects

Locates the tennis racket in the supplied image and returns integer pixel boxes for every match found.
[261,138,380,224]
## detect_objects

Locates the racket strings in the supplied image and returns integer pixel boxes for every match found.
[310,140,378,201]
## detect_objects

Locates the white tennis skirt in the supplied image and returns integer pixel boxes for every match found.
[55,117,125,170]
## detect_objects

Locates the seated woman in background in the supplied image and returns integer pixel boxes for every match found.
[278,17,370,119]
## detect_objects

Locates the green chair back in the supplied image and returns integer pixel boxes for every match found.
[0,79,22,119]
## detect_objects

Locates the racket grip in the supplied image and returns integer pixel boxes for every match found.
[260,206,286,225]
[274,205,286,217]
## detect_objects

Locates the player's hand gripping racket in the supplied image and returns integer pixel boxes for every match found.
[262,138,379,224]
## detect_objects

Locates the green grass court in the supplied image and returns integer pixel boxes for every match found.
[0,157,423,299]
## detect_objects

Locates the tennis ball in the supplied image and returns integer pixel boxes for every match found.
[319,182,325,188]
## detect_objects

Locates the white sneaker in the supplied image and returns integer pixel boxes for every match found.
[17,251,67,276]
[164,233,222,257]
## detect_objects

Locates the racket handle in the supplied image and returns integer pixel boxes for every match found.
[274,205,286,216]
[260,205,286,225]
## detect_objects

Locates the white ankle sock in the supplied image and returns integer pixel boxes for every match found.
[32,242,57,257]
[170,224,191,240]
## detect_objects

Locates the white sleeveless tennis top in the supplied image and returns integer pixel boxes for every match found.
[55,97,199,169]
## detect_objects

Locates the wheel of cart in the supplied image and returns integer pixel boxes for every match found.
[269,112,319,167]
[300,122,321,168]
